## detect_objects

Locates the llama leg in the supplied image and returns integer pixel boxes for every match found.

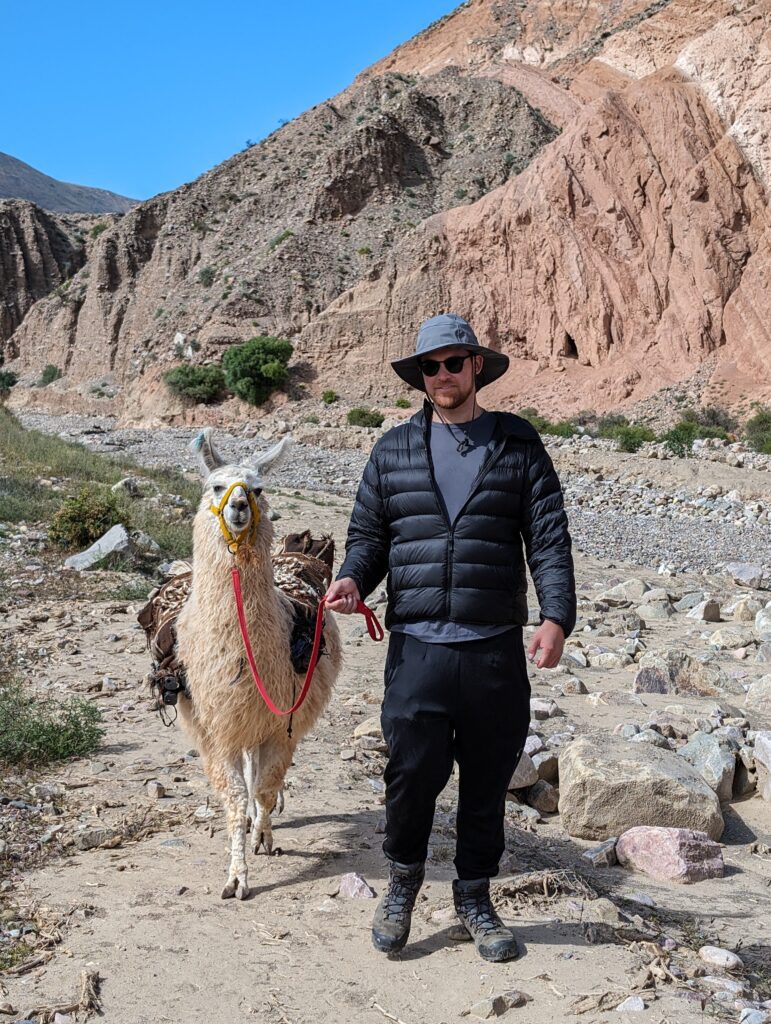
[252,735,293,855]
[221,757,250,900]
[243,749,256,832]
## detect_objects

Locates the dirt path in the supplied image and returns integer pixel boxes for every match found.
[2,491,771,1024]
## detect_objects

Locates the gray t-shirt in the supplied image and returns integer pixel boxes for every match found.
[391,410,517,644]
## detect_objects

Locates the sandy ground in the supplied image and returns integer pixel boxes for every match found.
[2,489,771,1024]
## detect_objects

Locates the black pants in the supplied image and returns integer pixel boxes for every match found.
[380,628,531,880]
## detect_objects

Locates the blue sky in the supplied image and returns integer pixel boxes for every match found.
[5,1,459,201]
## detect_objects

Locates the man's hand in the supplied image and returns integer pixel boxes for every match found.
[527,619,565,669]
[325,577,361,614]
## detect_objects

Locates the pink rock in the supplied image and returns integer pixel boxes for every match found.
[338,872,376,899]
[616,826,724,883]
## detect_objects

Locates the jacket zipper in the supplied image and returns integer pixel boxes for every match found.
[421,409,510,619]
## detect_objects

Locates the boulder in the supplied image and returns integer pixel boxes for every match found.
[582,838,618,867]
[531,750,559,784]
[588,651,633,669]
[636,600,674,620]
[674,591,706,611]
[558,734,724,840]
[509,751,538,790]
[708,627,755,650]
[353,716,383,740]
[743,676,771,728]
[598,578,650,605]
[754,731,771,801]
[725,563,769,589]
[686,600,722,622]
[616,826,724,883]
[634,650,742,697]
[530,697,561,720]
[755,607,771,642]
[64,524,132,570]
[756,642,771,663]
[724,596,763,622]
[526,779,558,813]
[678,732,736,802]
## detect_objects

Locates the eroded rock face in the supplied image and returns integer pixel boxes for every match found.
[0,200,86,350]
[558,733,724,840]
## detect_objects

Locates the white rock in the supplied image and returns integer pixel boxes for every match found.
[616,995,646,1012]
[698,945,743,971]
[509,752,539,789]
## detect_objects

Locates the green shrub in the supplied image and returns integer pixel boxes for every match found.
[322,389,339,405]
[90,223,108,239]
[745,407,771,454]
[595,413,630,438]
[49,486,123,549]
[614,424,656,453]
[303,414,319,424]
[0,674,103,768]
[39,364,62,386]
[0,370,18,396]
[222,335,293,406]
[198,266,215,287]
[682,404,738,433]
[661,419,727,457]
[454,188,468,200]
[347,407,384,428]
[395,398,410,409]
[517,408,576,436]
[163,364,226,404]
[267,229,294,252]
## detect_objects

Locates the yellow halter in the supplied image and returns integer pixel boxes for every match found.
[209,480,262,555]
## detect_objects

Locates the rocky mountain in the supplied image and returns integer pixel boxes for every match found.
[0,152,137,215]
[2,0,770,423]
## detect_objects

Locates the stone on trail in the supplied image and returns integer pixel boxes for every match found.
[629,729,671,749]
[589,651,633,669]
[708,627,755,650]
[677,732,736,802]
[636,600,674,620]
[634,650,742,697]
[725,596,763,622]
[524,734,545,756]
[146,780,166,799]
[725,562,769,589]
[532,750,559,783]
[698,945,743,971]
[632,666,671,694]
[558,734,724,841]
[64,524,132,570]
[756,642,771,663]
[754,732,771,801]
[353,716,382,740]
[686,600,722,622]
[530,697,561,720]
[559,675,588,695]
[615,995,646,1012]
[744,676,771,727]
[674,591,706,611]
[582,838,618,867]
[509,752,538,790]
[526,779,558,813]
[338,872,375,899]
[599,579,650,605]
[616,826,724,883]
[755,607,771,642]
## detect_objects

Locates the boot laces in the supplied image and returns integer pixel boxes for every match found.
[382,871,422,921]
[458,889,504,936]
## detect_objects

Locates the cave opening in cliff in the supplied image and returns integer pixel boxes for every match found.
[561,332,578,358]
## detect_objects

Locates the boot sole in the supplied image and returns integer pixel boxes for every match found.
[371,931,410,954]
[459,922,520,962]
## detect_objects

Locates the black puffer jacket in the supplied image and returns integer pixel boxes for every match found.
[337,401,576,636]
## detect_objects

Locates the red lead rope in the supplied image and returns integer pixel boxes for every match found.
[231,567,384,718]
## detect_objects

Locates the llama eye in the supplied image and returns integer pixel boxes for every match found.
[212,485,224,494]
[253,488,262,497]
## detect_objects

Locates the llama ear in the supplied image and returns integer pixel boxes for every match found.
[191,428,225,476]
[252,436,292,475]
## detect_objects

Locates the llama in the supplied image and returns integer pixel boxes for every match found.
[174,429,342,900]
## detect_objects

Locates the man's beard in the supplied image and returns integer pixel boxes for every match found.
[430,381,474,410]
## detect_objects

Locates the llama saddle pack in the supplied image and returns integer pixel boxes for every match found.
[138,530,335,721]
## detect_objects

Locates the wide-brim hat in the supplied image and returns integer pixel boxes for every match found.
[390,313,510,392]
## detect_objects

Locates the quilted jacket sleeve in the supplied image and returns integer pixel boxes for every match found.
[520,439,577,637]
[336,445,390,600]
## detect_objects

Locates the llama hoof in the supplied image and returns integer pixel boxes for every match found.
[221,879,238,899]
[254,830,274,855]
[235,881,250,900]
[275,790,285,815]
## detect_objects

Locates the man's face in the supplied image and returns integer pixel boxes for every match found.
[420,345,483,410]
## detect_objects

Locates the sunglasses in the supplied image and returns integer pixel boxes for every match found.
[419,353,474,377]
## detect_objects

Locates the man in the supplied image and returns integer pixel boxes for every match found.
[326,313,576,962]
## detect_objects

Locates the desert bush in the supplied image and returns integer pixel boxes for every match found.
[0,673,103,768]
[267,229,294,252]
[222,336,292,406]
[347,407,384,428]
[198,266,215,287]
[682,404,738,433]
[322,389,339,405]
[163,364,226,404]
[90,223,108,239]
[744,407,771,454]
[0,370,18,397]
[661,419,726,457]
[395,398,410,409]
[356,246,372,256]
[595,413,630,438]
[517,408,577,437]
[38,364,62,386]
[614,424,656,453]
[49,486,123,549]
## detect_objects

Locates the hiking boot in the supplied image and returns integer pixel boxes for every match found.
[371,861,425,954]
[453,878,520,962]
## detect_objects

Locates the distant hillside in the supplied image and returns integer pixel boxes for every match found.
[0,152,138,214]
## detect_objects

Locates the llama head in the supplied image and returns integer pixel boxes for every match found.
[191,428,291,549]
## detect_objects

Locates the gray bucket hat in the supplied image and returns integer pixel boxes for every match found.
[390,313,510,392]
